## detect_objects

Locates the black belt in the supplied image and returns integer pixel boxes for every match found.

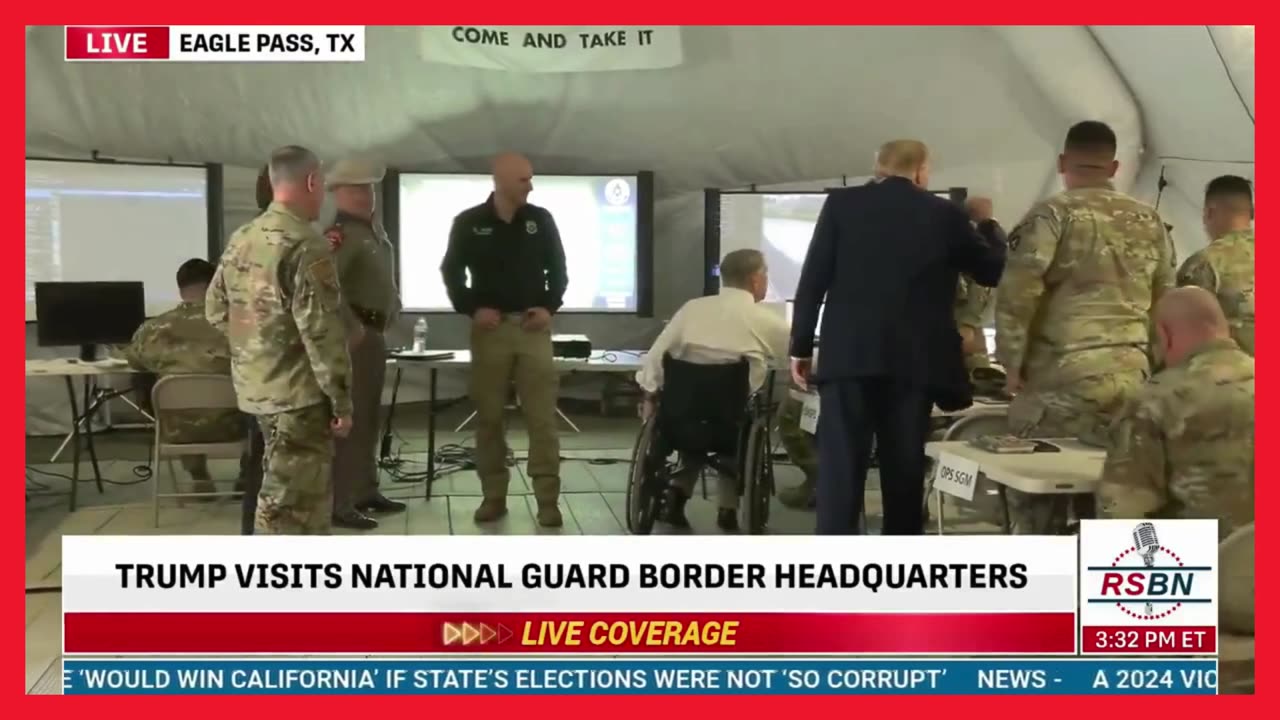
[351,305,387,331]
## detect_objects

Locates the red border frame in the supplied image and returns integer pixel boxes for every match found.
[14,10,1267,712]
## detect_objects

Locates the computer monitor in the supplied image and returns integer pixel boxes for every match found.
[785,300,824,339]
[35,281,146,361]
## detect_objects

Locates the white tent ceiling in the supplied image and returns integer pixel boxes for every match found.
[23,25,1254,430]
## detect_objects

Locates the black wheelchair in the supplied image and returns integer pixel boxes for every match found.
[625,354,777,535]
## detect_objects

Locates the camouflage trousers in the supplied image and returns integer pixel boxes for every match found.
[1004,371,1146,535]
[159,409,246,481]
[777,392,818,480]
[255,404,334,535]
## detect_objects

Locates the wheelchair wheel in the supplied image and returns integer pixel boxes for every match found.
[740,419,773,534]
[625,417,662,535]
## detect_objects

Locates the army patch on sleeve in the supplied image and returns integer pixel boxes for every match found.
[307,257,341,292]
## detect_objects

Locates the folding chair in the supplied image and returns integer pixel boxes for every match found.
[150,374,246,528]
[928,407,1010,535]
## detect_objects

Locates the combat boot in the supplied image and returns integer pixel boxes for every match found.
[778,477,816,510]
[473,498,508,523]
[333,509,377,530]
[536,501,563,528]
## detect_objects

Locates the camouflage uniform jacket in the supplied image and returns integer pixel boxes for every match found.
[955,273,992,369]
[1098,338,1254,540]
[206,201,353,417]
[995,186,1176,385]
[1176,228,1254,355]
[122,301,241,442]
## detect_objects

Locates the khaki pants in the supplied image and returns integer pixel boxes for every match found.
[470,316,560,502]
[332,328,386,513]
[255,404,334,535]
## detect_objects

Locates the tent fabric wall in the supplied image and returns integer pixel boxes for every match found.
[24,25,1253,435]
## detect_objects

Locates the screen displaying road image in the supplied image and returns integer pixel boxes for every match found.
[398,173,640,312]
[717,193,827,303]
[25,160,209,320]
[716,190,957,302]
[785,300,824,337]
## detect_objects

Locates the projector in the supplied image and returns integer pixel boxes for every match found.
[552,334,592,359]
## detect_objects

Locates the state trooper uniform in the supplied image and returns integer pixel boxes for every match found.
[325,158,405,529]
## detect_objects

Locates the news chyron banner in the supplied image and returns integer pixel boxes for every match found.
[58,533,1220,695]
[64,26,364,62]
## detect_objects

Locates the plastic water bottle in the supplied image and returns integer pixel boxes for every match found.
[412,318,428,353]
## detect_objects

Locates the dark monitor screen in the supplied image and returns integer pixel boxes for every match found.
[35,281,146,350]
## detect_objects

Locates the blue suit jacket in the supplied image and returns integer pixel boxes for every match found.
[789,177,1007,409]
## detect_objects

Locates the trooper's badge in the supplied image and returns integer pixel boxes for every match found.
[526,220,538,235]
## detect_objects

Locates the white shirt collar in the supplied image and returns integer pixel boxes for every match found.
[718,286,756,304]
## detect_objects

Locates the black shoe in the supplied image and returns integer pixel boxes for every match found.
[333,510,378,530]
[358,495,407,514]
[717,509,739,533]
[659,488,691,529]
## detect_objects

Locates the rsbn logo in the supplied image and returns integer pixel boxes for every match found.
[1088,522,1212,621]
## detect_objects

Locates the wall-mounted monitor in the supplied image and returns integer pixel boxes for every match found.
[25,158,220,320]
[704,186,969,300]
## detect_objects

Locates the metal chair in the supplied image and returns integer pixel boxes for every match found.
[150,374,246,527]
[927,406,1010,535]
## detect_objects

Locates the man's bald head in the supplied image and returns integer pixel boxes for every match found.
[874,140,930,188]
[1155,286,1232,365]
[492,152,534,208]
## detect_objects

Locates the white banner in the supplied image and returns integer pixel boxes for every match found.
[418,26,684,73]
[61,535,1076,613]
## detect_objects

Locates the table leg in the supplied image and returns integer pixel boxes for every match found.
[82,379,105,492]
[425,368,437,501]
[935,489,945,535]
[997,485,1012,535]
[63,377,80,512]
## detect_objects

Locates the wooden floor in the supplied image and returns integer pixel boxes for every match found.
[24,400,1004,694]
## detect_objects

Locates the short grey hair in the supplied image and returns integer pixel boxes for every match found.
[720,249,766,289]
[267,145,321,186]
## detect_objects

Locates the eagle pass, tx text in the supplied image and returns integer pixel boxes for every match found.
[112,561,1029,592]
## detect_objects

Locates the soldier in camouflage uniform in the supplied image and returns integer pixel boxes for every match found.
[995,121,1175,534]
[1099,288,1254,694]
[236,165,274,535]
[323,157,406,530]
[955,273,992,372]
[776,385,819,509]
[123,258,243,496]
[1176,175,1254,355]
[206,146,353,535]
[1097,287,1253,536]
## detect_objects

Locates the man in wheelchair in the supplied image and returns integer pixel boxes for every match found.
[634,249,790,532]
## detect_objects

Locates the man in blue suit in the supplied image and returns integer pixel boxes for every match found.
[789,140,1008,535]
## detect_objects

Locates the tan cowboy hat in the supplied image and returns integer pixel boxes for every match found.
[326,157,386,189]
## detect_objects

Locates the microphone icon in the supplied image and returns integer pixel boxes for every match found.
[1132,522,1160,615]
